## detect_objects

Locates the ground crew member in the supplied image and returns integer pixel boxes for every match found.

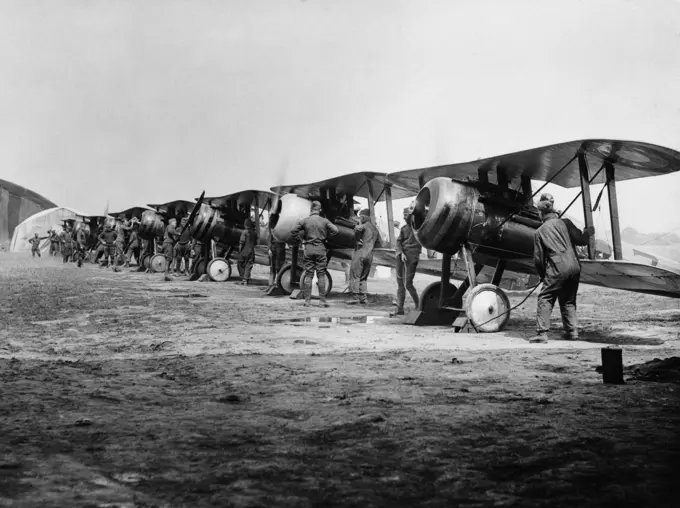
[28,233,47,257]
[163,218,179,278]
[530,196,595,343]
[267,218,287,288]
[61,224,74,263]
[98,224,117,267]
[189,237,203,275]
[124,223,140,268]
[392,206,422,316]
[113,219,131,269]
[173,217,192,275]
[291,201,339,307]
[48,229,60,256]
[237,218,257,285]
[94,239,106,264]
[75,225,88,267]
[348,208,382,305]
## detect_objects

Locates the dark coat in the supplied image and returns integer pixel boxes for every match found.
[534,213,589,281]
[291,212,339,255]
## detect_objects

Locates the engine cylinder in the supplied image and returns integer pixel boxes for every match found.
[139,210,165,240]
[412,177,536,263]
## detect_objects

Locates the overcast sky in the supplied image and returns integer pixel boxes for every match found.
[1,0,679,236]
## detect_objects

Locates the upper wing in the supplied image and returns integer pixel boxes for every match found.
[388,139,680,190]
[108,206,153,218]
[147,200,196,216]
[202,190,277,211]
[271,171,414,201]
[580,260,680,298]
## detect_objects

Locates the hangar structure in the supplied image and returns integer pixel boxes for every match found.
[0,178,57,249]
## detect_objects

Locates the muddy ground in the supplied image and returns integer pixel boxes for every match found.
[1,253,679,508]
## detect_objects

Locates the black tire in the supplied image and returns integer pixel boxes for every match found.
[276,262,332,296]
[418,281,462,324]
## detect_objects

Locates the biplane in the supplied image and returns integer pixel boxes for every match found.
[185,190,277,281]
[142,200,197,272]
[268,171,533,296]
[106,206,156,268]
[386,139,680,332]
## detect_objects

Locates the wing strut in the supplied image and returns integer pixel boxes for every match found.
[605,162,623,260]
[253,200,260,241]
[384,184,396,248]
[577,150,597,259]
[366,179,376,222]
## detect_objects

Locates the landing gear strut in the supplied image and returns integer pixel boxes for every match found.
[406,245,512,332]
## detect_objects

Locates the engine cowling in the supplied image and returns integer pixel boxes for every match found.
[412,178,478,254]
[139,210,165,240]
[190,203,269,247]
[412,177,536,262]
[270,193,356,248]
[190,204,242,246]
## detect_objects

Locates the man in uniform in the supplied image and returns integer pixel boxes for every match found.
[162,218,179,279]
[530,195,594,343]
[124,221,140,268]
[48,229,60,256]
[98,223,117,267]
[28,232,47,257]
[348,208,382,305]
[173,217,192,275]
[61,223,74,263]
[291,201,339,307]
[75,224,88,267]
[392,206,422,316]
[267,217,287,288]
[237,218,257,285]
[112,218,131,270]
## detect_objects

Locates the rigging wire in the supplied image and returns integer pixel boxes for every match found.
[489,153,579,232]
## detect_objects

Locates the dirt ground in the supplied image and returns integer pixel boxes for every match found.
[1,253,679,508]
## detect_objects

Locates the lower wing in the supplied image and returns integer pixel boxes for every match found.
[580,260,680,298]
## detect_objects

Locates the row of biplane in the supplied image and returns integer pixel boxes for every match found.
[71,139,680,332]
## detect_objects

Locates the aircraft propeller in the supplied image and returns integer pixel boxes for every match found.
[186,191,205,232]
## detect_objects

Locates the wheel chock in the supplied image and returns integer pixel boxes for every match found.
[289,289,305,300]
[452,316,476,333]
[265,285,288,296]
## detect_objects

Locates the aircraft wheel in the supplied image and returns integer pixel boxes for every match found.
[149,254,167,273]
[418,281,462,317]
[276,263,332,296]
[193,257,208,276]
[140,254,151,270]
[207,257,231,282]
[464,283,511,332]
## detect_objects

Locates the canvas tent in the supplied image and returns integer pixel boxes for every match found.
[10,207,88,254]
